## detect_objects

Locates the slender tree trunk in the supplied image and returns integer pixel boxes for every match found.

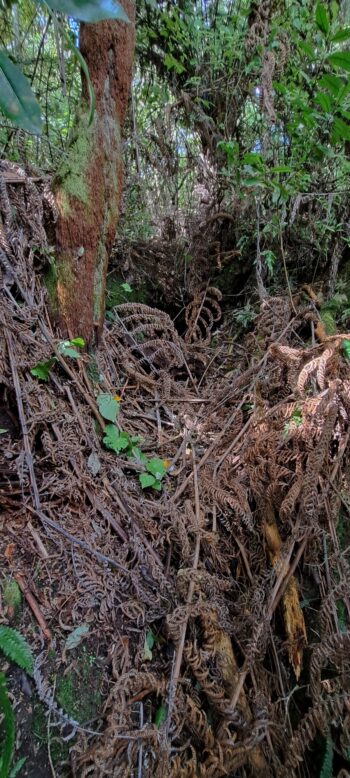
[53,1,135,344]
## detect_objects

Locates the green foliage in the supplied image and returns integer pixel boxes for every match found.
[0,628,34,774]
[154,703,167,728]
[57,338,85,359]
[103,425,132,453]
[0,626,34,676]
[102,424,168,491]
[30,358,56,381]
[0,0,129,136]
[319,737,333,778]
[342,339,350,360]
[0,672,15,778]
[142,630,155,661]
[31,338,85,381]
[97,393,120,422]
[41,0,129,23]
[0,50,42,134]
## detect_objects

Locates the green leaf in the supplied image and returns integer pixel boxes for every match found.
[0,673,15,778]
[242,152,264,168]
[146,458,166,480]
[58,341,81,359]
[332,27,350,42]
[327,51,350,72]
[0,429,7,435]
[9,757,27,778]
[30,358,56,381]
[0,51,42,135]
[154,703,167,728]
[315,91,332,112]
[103,426,130,453]
[320,737,333,778]
[316,3,330,35]
[121,282,132,293]
[97,393,120,422]
[319,73,343,96]
[65,625,89,652]
[163,53,185,74]
[270,165,292,173]
[139,473,156,489]
[332,116,350,141]
[42,0,129,23]
[70,337,85,347]
[342,339,350,359]
[0,627,34,675]
[142,630,155,661]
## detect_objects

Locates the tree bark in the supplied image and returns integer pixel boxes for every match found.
[53,1,135,344]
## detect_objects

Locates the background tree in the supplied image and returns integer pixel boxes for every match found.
[53,4,135,343]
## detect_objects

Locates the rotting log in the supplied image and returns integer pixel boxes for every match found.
[53,2,135,344]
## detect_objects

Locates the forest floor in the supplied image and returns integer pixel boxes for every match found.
[1,163,350,778]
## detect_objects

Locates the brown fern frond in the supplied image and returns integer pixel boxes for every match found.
[184,286,222,346]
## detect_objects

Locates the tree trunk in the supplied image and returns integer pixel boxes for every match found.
[53,2,135,344]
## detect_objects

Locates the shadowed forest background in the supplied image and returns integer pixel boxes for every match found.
[1,0,350,776]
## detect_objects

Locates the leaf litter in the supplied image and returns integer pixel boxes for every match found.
[0,160,350,776]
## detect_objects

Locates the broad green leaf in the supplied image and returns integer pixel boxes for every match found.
[58,341,81,359]
[65,624,89,652]
[342,339,350,359]
[146,458,166,480]
[97,393,120,422]
[103,426,130,453]
[242,152,264,168]
[139,473,156,489]
[0,51,42,134]
[121,282,132,293]
[70,337,85,347]
[327,51,350,72]
[30,358,56,381]
[332,27,350,42]
[319,73,343,96]
[0,429,7,434]
[154,703,167,728]
[315,91,332,112]
[332,116,350,141]
[316,3,330,35]
[42,0,129,23]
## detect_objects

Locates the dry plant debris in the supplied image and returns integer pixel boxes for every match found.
[1,162,350,777]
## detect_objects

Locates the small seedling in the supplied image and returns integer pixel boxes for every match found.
[31,337,85,380]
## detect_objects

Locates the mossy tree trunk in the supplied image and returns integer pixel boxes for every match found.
[53,2,135,344]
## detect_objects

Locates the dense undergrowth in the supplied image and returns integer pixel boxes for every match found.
[1,160,350,777]
[2,0,350,775]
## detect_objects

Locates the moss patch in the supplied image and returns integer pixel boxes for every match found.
[54,117,93,216]
[56,648,103,724]
[106,273,152,311]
